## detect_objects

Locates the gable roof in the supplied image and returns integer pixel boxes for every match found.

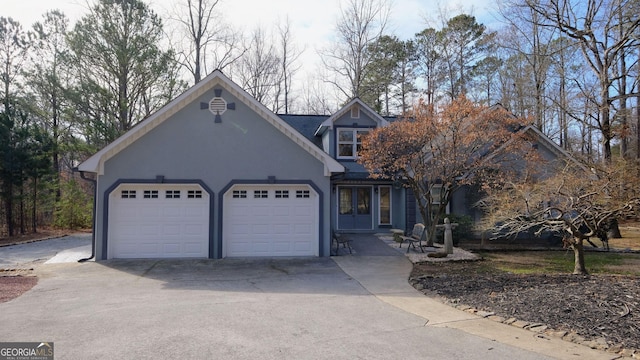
[278,114,326,148]
[520,125,589,172]
[78,70,344,176]
[314,98,390,136]
[467,105,589,174]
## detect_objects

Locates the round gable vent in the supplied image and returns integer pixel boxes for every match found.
[209,97,227,115]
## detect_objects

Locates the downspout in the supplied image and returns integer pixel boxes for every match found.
[74,167,96,262]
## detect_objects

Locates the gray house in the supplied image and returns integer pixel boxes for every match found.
[78,70,572,260]
[78,70,410,260]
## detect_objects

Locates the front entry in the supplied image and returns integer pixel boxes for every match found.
[338,186,372,230]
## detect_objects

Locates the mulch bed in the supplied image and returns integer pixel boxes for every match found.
[0,274,38,303]
[410,261,639,354]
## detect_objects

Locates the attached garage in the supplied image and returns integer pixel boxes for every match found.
[223,185,319,257]
[108,184,210,259]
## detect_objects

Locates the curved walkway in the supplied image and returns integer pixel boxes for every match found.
[333,235,615,360]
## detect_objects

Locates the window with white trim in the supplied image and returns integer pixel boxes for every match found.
[378,186,392,225]
[275,190,289,198]
[166,190,181,199]
[121,190,136,199]
[254,190,268,198]
[337,128,370,159]
[188,190,203,198]
[233,190,247,198]
[143,190,158,199]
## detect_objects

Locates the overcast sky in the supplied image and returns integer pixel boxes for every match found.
[3,0,499,44]
[3,0,499,106]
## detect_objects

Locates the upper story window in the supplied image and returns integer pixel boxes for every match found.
[337,128,370,159]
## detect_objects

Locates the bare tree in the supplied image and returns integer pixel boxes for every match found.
[172,0,245,84]
[479,159,640,274]
[275,17,303,114]
[320,0,390,101]
[497,0,556,131]
[524,0,640,163]
[299,74,338,115]
[235,26,281,109]
[29,11,73,200]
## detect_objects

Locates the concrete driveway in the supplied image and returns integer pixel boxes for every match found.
[0,237,614,359]
[0,233,92,266]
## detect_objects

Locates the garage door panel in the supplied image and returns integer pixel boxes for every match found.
[253,224,270,234]
[294,224,312,234]
[185,206,205,217]
[163,207,183,217]
[272,206,290,216]
[273,224,291,234]
[224,185,319,257]
[163,243,181,255]
[253,206,271,216]
[294,242,312,252]
[293,206,312,215]
[184,224,204,235]
[139,224,158,236]
[140,206,161,218]
[109,184,209,259]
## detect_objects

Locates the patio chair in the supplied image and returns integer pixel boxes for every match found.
[332,229,353,255]
[398,223,426,253]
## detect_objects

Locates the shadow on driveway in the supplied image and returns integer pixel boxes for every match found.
[80,257,368,296]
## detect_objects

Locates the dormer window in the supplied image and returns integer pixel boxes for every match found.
[337,128,370,159]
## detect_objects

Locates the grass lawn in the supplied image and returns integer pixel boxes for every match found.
[477,250,640,276]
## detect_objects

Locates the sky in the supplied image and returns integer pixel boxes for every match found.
[2,0,499,105]
[2,0,499,45]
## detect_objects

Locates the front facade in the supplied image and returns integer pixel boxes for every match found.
[79,70,410,260]
[281,100,409,234]
[79,71,343,260]
[79,70,572,259]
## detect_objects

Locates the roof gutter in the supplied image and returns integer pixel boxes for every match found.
[74,167,96,262]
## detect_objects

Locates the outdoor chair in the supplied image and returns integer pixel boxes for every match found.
[332,229,353,255]
[398,223,426,253]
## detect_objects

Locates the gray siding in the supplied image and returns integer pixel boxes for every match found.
[94,86,331,259]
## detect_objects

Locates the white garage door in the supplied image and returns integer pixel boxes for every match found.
[223,185,319,257]
[108,184,209,259]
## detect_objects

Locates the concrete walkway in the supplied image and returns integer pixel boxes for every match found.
[332,236,616,360]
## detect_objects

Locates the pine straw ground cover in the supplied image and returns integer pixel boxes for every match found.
[410,251,640,356]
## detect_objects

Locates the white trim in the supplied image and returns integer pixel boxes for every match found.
[336,128,371,159]
[78,70,344,176]
[314,98,389,136]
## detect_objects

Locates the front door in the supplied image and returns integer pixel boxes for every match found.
[338,186,372,230]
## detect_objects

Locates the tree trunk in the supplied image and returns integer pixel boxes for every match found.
[572,239,588,275]
[3,185,13,237]
[606,218,622,239]
[19,183,25,235]
[32,176,37,233]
